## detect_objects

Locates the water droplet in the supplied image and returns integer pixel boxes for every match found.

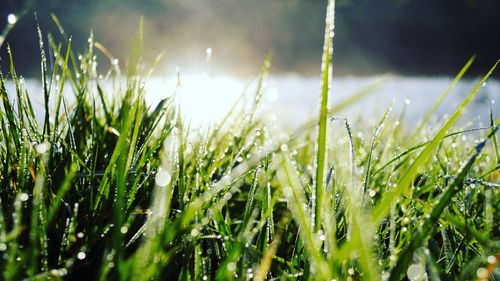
[76,232,84,238]
[280,144,288,152]
[407,263,426,281]
[223,192,232,201]
[202,275,208,280]
[487,255,497,264]
[190,228,199,237]
[481,82,487,87]
[155,168,171,187]
[120,227,128,234]
[7,14,17,25]
[0,243,6,251]
[476,267,488,279]
[368,189,376,197]
[19,193,29,202]
[77,252,86,260]
[227,262,236,272]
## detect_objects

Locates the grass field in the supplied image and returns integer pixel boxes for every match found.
[1,1,499,280]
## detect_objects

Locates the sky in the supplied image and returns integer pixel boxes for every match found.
[1,0,499,77]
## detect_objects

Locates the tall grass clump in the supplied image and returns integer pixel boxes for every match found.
[1,2,499,280]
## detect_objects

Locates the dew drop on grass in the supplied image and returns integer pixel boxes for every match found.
[280,144,288,152]
[7,14,17,25]
[120,226,128,234]
[368,189,376,197]
[202,276,208,281]
[19,193,29,202]
[227,262,236,272]
[77,252,86,260]
[155,168,171,187]
[0,243,6,252]
[76,232,84,239]
[476,267,488,279]
[223,192,232,200]
[487,255,497,264]
[407,263,426,281]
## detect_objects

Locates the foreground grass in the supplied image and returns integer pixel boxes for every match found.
[1,6,500,281]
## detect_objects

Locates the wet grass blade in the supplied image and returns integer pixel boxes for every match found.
[373,59,499,224]
[388,126,498,281]
[414,56,475,135]
[314,0,335,232]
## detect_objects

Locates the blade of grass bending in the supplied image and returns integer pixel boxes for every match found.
[370,126,493,179]
[414,56,475,135]
[490,109,500,164]
[36,19,51,138]
[388,125,498,281]
[363,104,392,193]
[254,214,291,281]
[278,153,332,280]
[314,0,335,232]
[373,60,499,224]
[46,162,77,224]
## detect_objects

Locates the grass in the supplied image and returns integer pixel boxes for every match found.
[1,1,500,280]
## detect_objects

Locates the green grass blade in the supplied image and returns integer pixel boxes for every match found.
[373,59,499,224]
[314,0,335,232]
[414,56,475,135]
[388,126,498,281]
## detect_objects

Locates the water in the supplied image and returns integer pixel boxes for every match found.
[5,75,499,129]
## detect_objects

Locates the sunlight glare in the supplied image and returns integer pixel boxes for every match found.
[146,74,245,127]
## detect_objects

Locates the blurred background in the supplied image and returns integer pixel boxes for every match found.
[1,0,499,78]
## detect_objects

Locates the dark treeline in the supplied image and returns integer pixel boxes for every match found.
[1,0,499,77]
